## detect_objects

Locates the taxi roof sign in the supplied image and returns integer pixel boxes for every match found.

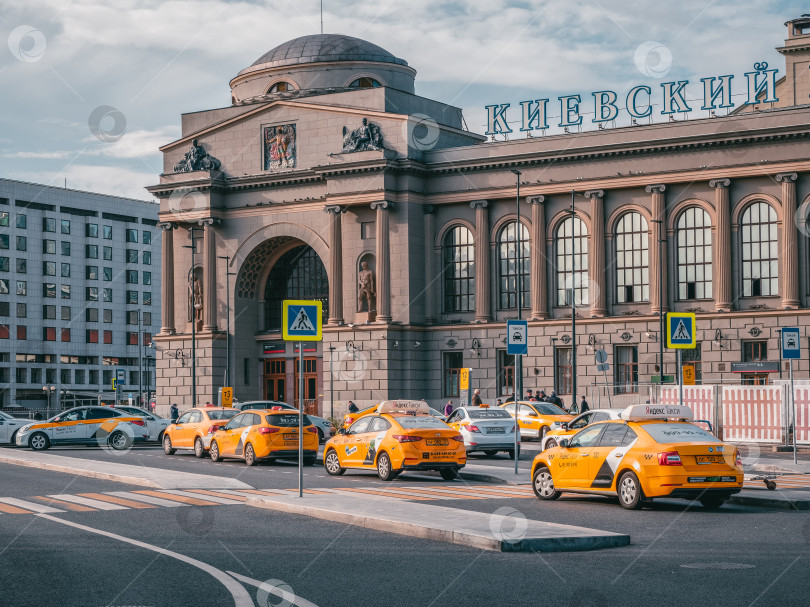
[666,312,696,349]
[620,404,694,421]
[282,300,323,342]
[378,400,430,415]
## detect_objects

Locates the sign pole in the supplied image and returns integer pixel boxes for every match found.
[513,355,519,475]
[299,341,304,498]
[678,349,683,408]
[780,328,800,463]
[791,358,797,464]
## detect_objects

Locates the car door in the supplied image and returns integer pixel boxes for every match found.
[51,409,88,444]
[234,413,260,457]
[361,416,392,466]
[84,407,120,442]
[218,413,248,457]
[518,404,540,437]
[175,410,203,447]
[588,424,633,489]
[171,411,192,446]
[554,425,606,489]
[445,409,463,432]
[342,417,372,466]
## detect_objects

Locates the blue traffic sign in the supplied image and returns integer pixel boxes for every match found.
[666,312,696,349]
[282,300,323,342]
[506,320,528,356]
[781,327,801,360]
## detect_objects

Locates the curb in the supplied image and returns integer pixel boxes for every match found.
[749,464,809,475]
[0,454,163,488]
[729,493,810,510]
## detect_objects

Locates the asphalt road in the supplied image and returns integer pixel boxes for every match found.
[1,449,809,607]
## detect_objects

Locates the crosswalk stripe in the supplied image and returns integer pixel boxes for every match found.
[375,487,485,500]
[0,501,34,514]
[108,492,188,508]
[158,490,243,505]
[185,489,249,502]
[238,489,295,496]
[48,494,128,511]
[0,497,64,514]
[132,490,219,506]
[334,487,435,500]
[78,493,156,509]
[279,488,335,495]
[31,496,96,512]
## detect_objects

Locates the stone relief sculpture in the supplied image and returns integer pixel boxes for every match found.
[173,139,221,173]
[264,124,296,169]
[357,260,376,313]
[342,118,384,153]
[188,270,203,330]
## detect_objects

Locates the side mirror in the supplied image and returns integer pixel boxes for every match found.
[528,412,538,418]
[337,428,346,435]
[559,439,569,448]
[560,423,569,431]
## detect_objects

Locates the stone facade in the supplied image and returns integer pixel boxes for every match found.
[150,26,810,417]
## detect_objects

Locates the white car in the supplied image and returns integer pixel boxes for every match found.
[445,406,520,459]
[15,406,148,450]
[0,411,30,445]
[236,401,335,442]
[115,406,171,443]
[539,408,625,451]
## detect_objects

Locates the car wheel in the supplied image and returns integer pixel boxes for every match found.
[317,428,324,443]
[108,431,131,451]
[377,452,395,481]
[699,495,727,509]
[29,432,50,451]
[508,447,520,460]
[533,466,561,500]
[539,426,550,440]
[244,443,257,467]
[210,441,222,462]
[303,456,317,466]
[483,450,498,457]
[157,431,164,445]
[545,438,558,450]
[10,430,19,447]
[163,434,176,455]
[324,449,345,476]
[618,471,645,510]
[194,437,205,458]
[440,468,458,481]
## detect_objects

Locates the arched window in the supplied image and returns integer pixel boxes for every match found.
[615,212,649,303]
[741,202,778,297]
[676,207,712,300]
[264,245,328,330]
[556,217,589,306]
[349,77,381,88]
[498,221,530,309]
[442,226,475,312]
[267,81,294,94]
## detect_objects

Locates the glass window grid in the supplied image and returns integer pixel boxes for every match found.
[86,244,98,259]
[0,257,8,272]
[16,214,26,228]
[86,266,98,280]
[61,263,70,278]
[103,225,112,239]
[740,202,778,297]
[556,217,589,306]
[0,234,7,249]
[103,267,112,281]
[442,226,475,313]
[43,261,56,276]
[103,246,112,260]
[43,218,55,232]
[143,231,151,245]
[17,303,26,318]
[43,283,56,298]
[61,241,70,256]
[16,236,26,251]
[103,288,112,302]
[60,219,70,234]
[143,251,151,265]
[615,212,650,303]
[614,345,639,394]
[555,347,573,395]
[61,285,70,299]
[126,229,138,243]
[16,259,26,273]
[43,240,55,254]
[264,246,329,330]
[498,221,530,309]
[676,207,713,300]
[443,352,464,397]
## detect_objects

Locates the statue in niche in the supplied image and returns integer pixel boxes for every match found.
[173,139,221,173]
[357,260,376,313]
[341,118,384,153]
[188,270,203,329]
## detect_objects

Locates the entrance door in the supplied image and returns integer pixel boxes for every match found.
[294,357,318,415]
[264,359,286,402]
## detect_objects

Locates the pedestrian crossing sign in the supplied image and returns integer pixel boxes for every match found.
[282,300,323,342]
[666,312,696,349]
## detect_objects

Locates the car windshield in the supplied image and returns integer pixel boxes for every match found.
[429,407,444,417]
[640,422,720,444]
[207,410,239,420]
[534,403,567,415]
[394,415,448,429]
[266,413,312,427]
[245,402,293,410]
[468,409,512,419]
[0,411,13,420]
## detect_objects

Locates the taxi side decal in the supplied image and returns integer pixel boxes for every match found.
[590,440,638,489]
[363,431,387,465]
[345,445,357,456]
[235,427,250,456]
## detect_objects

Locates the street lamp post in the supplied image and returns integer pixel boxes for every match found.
[217,255,237,387]
[570,190,578,410]
[511,169,522,473]
[184,228,199,407]
[328,345,335,420]
[42,385,55,418]
[138,308,143,408]
[651,219,665,397]
[144,342,155,410]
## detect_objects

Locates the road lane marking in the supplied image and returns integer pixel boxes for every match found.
[227,570,319,607]
[47,494,129,511]
[35,514,254,607]
[133,490,221,506]
[0,501,33,514]
[108,491,189,507]
[0,497,64,514]
[31,496,96,512]
[77,493,156,509]
[160,490,244,505]
[184,489,249,502]
[334,487,436,500]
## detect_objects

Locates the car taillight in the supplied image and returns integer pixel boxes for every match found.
[658,451,683,466]
[467,424,481,433]
[130,419,145,426]
[306,427,318,434]
[392,434,423,443]
[510,425,516,433]
[735,451,743,468]
[207,425,221,435]
[345,417,354,425]
[451,434,464,442]
[258,427,280,435]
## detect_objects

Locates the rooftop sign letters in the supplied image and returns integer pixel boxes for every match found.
[485,62,779,135]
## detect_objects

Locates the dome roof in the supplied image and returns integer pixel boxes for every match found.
[249,34,408,69]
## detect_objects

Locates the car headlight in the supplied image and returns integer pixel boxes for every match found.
[19,425,32,433]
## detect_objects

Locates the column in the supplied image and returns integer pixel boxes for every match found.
[777,172,800,308]
[371,201,394,323]
[529,196,548,320]
[324,205,345,325]
[159,223,176,335]
[423,205,437,324]
[646,184,669,314]
[584,190,606,317]
[470,200,491,322]
[710,178,732,312]
[199,218,219,332]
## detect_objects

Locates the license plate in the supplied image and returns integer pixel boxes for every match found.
[696,455,724,464]
[487,427,505,434]
[689,476,737,483]
[283,433,297,441]
[424,451,455,459]
[426,439,448,446]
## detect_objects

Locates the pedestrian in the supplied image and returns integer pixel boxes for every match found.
[34,411,43,421]
[472,389,483,406]
[169,403,179,422]
[579,395,590,413]
[444,400,453,416]
[347,401,359,413]
[549,391,563,407]
[526,389,536,401]
[538,390,548,402]
[205,401,214,407]
[496,398,503,406]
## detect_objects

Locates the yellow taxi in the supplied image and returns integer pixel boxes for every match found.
[325,400,466,481]
[342,402,446,428]
[162,407,239,457]
[531,404,744,510]
[500,401,573,441]
[15,406,149,451]
[209,409,319,465]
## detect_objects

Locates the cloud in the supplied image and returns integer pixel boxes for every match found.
[6,164,158,201]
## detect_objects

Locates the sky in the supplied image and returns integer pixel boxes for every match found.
[0,0,805,200]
